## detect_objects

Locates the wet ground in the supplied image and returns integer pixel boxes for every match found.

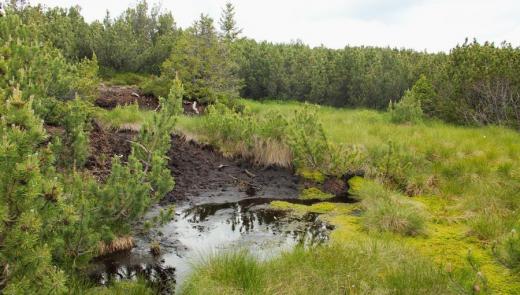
[90,198,342,293]
[88,134,354,293]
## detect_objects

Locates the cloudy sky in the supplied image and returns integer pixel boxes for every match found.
[30,0,520,52]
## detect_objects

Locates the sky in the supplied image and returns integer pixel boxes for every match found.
[30,0,520,52]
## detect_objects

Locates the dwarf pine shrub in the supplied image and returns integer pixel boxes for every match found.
[389,90,423,124]
[0,89,68,293]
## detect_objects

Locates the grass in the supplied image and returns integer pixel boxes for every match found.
[182,251,265,295]
[94,104,154,131]
[99,98,520,293]
[181,240,468,295]
[349,176,428,236]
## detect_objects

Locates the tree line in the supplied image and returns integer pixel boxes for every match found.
[12,0,520,129]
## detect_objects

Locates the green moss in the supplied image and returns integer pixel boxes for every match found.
[299,187,334,200]
[347,176,365,195]
[270,201,355,215]
[296,168,326,183]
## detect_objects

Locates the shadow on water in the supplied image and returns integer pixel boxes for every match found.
[90,196,352,293]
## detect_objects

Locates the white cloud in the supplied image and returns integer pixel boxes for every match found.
[30,0,520,52]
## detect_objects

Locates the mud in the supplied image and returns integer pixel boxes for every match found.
[95,85,159,110]
[182,101,205,116]
[85,120,135,181]
[165,135,300,204]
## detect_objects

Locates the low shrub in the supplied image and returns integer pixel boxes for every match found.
[104,72,148,86]
[389,89,423,124]
[139,76,171,98]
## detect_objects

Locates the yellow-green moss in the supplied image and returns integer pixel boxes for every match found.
[347,176,365,195]
[404,222,520,294]
[296,168,326,183]
[270,201,356,215]
[299,187,335,200]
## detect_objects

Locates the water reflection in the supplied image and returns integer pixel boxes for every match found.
[91,197,339,293]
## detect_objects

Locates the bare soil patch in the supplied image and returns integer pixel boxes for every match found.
[85,120,135,181]
[165,135,301,204]
[95,84,159,110]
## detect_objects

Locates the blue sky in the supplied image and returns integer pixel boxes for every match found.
[31,0,520,52]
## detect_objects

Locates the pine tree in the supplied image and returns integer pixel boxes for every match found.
[219,2,242,41]
[162,15,242,102]
[0,88,67,294]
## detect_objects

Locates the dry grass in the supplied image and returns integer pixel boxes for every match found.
[118,122,142,132]
[235,137,292,168]
[98,236,135,256]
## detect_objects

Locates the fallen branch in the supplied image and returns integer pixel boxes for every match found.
[244,169,256,178]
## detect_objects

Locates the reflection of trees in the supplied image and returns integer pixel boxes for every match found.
[183,200,333,246]
[91,261,176,294]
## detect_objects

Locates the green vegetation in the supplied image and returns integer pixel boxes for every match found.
[299,187,335,201]
[182,241,468,295]
[179,99,520,293]
[95,104,154,131]
[350,177,427,236]
[17,0,520,129]
[3,0,520,293]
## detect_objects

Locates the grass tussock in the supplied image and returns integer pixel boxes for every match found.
[98,236,135,256]
[182,251,265,295]
[182,240,466,295]
[350,177,428,236]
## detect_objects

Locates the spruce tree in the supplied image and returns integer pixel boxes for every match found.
[219,2,242,41]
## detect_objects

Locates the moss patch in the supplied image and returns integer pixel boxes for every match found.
[296,168,326,183]
[299,187,335,201]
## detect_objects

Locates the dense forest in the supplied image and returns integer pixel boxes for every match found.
[9,0,520,128]
[1,0,520,294]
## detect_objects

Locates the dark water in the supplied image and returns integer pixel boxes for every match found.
[90,197,347,293]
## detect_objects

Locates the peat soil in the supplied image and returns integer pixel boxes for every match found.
[85,120,135,181]
[165,134,301,205]
[89,134,356,293]
[96,84,159,110]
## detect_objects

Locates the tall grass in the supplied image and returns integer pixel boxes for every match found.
[182,251,265,295]
[350,177,427,236]
[182,240,468,295]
